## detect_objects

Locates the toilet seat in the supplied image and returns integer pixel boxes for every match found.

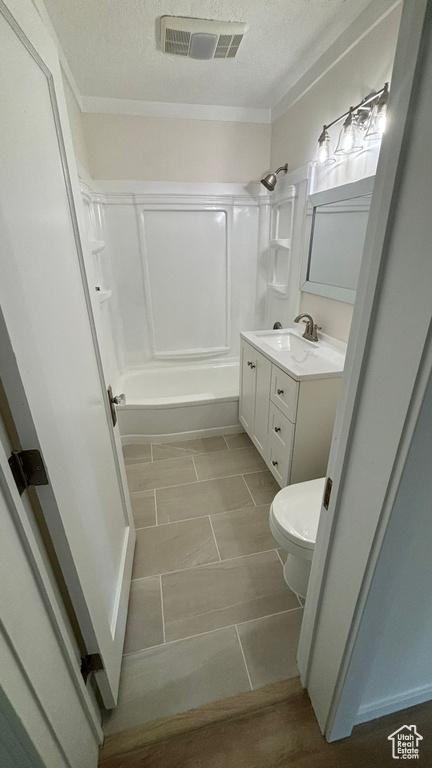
[270,477,325,555]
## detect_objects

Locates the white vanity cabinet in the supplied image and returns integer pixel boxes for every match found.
[239,341,272,457]
[239,336,342,488]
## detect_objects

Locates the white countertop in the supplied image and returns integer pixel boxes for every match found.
[241,327,346,381]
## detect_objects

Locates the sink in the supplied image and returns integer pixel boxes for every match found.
[241,327,346,381]
[254,331,312,352]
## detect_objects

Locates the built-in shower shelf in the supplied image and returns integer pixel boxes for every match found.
[90,240,106,254]
[96,288,112,304]
[270,238,291,250]
[267,283,288,297]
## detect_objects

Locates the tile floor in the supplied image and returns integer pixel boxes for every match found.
[104,433,303,736]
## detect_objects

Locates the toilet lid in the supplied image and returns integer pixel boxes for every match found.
[271,477,326,550]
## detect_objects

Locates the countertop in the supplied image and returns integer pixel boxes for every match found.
[240,327,346,381]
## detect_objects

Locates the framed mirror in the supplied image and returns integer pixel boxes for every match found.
[300,175,374,303]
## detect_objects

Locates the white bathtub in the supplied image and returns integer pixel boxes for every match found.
[118,362,242,443]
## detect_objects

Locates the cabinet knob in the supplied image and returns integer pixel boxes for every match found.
[247,360,255,368]
[277,388,284,395]
[250,363,256,369]
[274,427,281,433]
[272,460,278,466]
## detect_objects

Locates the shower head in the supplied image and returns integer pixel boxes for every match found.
[260,163,288,191]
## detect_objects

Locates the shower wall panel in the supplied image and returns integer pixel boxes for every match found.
[139,208,229,358]
[84,182,264,373]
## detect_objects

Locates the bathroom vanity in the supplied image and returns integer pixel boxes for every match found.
[239,328,345,487]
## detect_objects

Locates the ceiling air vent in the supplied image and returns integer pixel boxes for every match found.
[160,16,247,60]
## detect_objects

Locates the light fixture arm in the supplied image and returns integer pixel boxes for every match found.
[318,83,389,140]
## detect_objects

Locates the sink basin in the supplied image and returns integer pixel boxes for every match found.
[255,331,312,352]
[241,327,346,381]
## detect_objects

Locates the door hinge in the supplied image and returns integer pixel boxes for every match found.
[81,653,104,684]
[9,450,49,496]
[323,476,333,510]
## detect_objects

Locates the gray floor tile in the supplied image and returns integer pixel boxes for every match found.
[130,490,156,529]
[194,447,266,482]
[123,443,152,465]
[277,548,287,564]
[132,517,219,578]
[224,433,253,450]
[162,550,299,641]
[152,437,227,462]
[156,475,252,524]
[211,505,276,560]
[243,470,280,505]
[103,627,251,735]
[126,456,196,493]
[124,576,163,655]
[237,609,303,690]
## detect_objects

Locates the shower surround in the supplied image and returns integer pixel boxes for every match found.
[80,179,296,440]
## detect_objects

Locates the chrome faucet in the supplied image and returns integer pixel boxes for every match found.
[294,313,322,342]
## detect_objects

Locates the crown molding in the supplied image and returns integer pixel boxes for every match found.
[271,0,402,122]
[80,96,271,124]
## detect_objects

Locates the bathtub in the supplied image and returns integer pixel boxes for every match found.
[118,361,242,443]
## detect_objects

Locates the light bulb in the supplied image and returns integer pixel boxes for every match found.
[335,109,363,155]
[318,140,329,164]
[342,126,355,152]
[313,128,336,167]
[377,111,387,136]
[365,83,389,141]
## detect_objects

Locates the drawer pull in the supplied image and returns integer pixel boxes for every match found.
[274,426,281,433]
[272,460,278,466]
[277,388,284,395]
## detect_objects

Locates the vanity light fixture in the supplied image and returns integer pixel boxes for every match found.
[260,163,288,191]
[312,82,389,167]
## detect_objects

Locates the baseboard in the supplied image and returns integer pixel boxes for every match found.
[99,678,303,766]
[355,684,432,726]
[121,424,244,445]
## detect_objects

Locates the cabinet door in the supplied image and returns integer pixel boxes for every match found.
[239,341,256,435]
[253,351,272,458]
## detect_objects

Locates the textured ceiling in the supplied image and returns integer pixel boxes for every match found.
[43,0,381,108]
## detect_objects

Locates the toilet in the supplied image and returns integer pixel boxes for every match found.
[269,477,326,599]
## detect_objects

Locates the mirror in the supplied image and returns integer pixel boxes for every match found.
[300,176,374,303]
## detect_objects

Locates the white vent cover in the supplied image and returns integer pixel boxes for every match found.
[160,16,247,60]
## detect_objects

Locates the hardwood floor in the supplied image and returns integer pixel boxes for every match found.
[99,678,432,767]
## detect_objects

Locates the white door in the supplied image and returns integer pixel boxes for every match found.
[0,0,135,707]
[0,406,101,767]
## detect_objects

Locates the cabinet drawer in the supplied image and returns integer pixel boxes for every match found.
[269,441,291,487]
[269,402,295,460]
[270,366,298,422]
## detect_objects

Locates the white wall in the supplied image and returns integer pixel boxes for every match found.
[271,5,401,342]
[61,72,91,178]
[82,113,271,183]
